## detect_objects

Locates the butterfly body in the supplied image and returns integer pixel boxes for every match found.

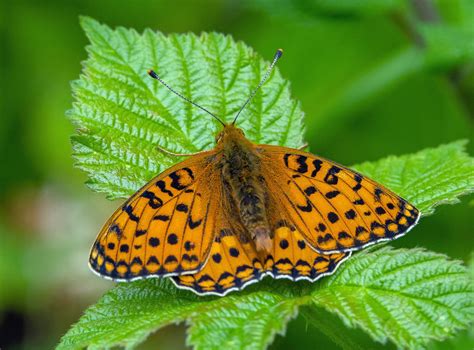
[217,125,272,253]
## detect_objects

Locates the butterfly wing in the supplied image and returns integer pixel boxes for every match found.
[171,190,265,295]
[171,227,350,296]
[268,225,350,282]
[259,145,420,254]
[172,197,350,296]
[89,151,220,280]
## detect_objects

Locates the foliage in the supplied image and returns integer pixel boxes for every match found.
[59,17,474,349]
[69,17,304,200]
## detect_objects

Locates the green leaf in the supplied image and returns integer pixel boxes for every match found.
[310,246,474,349]
[56,279,203,349]
[70,16,304,200]
[300,305,379,350]
[187,291,303,350]
[58,248,473,349]
[62,17,474,350]
[353,140,474,215]
[419,23,474,69]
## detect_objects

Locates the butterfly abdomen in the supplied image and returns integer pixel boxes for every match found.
[221,138,272,252]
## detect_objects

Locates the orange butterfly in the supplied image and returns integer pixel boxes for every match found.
[89,49,420,296]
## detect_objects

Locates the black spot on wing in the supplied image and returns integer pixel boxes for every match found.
[170,168,194,190]
[188,215,202,229]
[325,190,340,199]
[311,159,323,177]
[355,226,368,236]
[164,255,178,264]
[176,203,189,212]
[295,155,308,173]
[338,231,351,239]
[229,247,240,257]
[131,257,143,265]
[352,174,363,192]
[354,174,363,183]
[345,209,357,220]
[153,215,170,221]
[156,180,173,197]
[324,166,341,185]
[109,224,122,237]
[304,186,317,196]
[327,212,339,223]
[135,229,147,237]
[317,233,334,244]
[375,206,386,215]
[148,237,160,247]
[297,199,312,212]
[374,188,383,201]
[141,191,163,209]
[122,204,139,222]
[184,241,195,251]
[297,240,306,249]
[147,256,159,265]
[167,233,178,245]
[212,253,222,263]
[279,239,289,249]
[283,154,290,167]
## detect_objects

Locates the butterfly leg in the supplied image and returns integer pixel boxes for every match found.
[156,145,207,157]
[297,143,308,150]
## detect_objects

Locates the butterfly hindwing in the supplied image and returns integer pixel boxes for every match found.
[172,230,262,295]
[89,152,219,280]
[269,225,350,281]
[172,206,350,296]
[260,145,420,254]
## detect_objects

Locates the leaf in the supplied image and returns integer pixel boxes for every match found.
[58,249,473,350]
[70,16,304,200]
[62,17,474,350]
[186,290,303,350]
[60,139,474,349]
[419,23,474,69]
[299,305,379,350]
[353,140,474,215]
[310,246,474,349]
[56,279,204,349]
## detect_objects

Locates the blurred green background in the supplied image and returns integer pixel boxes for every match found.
[1,0,472,349]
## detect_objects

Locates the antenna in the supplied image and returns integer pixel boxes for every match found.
[147,69,226,126]
[232,49,283,125]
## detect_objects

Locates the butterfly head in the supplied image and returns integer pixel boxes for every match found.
[215,124,246,145]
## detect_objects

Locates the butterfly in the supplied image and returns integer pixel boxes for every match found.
[89,49,420,296]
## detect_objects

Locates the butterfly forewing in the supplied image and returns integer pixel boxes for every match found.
[259,145,420,254]
[89,152,219,280]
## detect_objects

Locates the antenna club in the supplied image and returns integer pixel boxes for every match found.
[148,69,159,79]
[276,49,283,58]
